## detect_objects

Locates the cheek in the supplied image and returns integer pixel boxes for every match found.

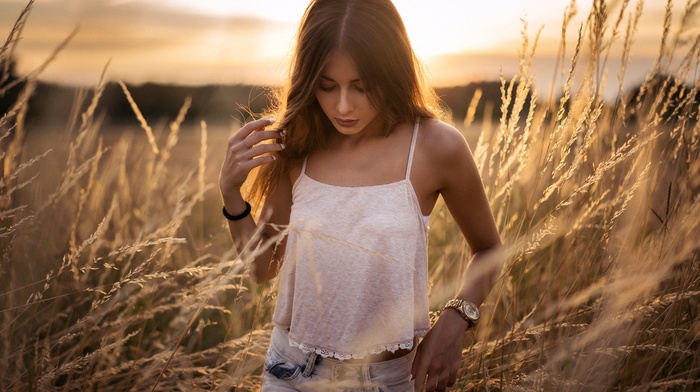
[314,94,330,115]
[316,91,335,107]
[361,97,379,117]
[357,93,378,115]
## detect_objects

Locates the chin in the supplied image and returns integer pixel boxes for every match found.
[335,127,362,135]
[333,124,364,135]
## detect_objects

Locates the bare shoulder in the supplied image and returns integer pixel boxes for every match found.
[418,118,470,165]
[413,117,482,194]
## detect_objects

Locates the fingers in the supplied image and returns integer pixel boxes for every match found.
[447,362,459,386]
[434,369,450,391]
[413,372,426,392]
[228,119,285,165]
[220,119,284,193]
[447,373,457,388]
[239,142,285,161]
[412,358,458,391]
[231,118,276,143]
[423,366,448,392]
[236,129,284,150]
[411,354,427,391]
[412,353,427,391]
[228,118,282,156]
[238,154,277,172]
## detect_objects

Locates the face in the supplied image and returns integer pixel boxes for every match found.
[315,50,380,136]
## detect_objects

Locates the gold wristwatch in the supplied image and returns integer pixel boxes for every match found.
[443,299,480,328]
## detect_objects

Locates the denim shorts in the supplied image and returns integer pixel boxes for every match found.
[261,327,416,391]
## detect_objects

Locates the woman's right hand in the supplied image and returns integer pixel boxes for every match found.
[219,118,285,199]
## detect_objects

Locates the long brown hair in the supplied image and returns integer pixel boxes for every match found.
[250,0,443,202]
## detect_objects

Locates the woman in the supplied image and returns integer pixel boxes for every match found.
[219,0,503,390]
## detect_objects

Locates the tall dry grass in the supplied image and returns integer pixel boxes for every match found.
[1,0,699,391]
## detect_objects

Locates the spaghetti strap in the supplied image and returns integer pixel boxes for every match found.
[405,117,420,180]
[301,156,308,174]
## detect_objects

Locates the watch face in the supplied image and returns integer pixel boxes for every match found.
[461,303,480,321]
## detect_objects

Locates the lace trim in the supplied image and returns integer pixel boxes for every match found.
[287,330,429,360]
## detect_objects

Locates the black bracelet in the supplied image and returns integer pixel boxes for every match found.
[222,202,251,221]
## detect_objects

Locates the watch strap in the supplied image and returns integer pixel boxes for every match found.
[443,298,479,328]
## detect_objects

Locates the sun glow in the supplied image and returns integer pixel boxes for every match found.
[158,0,510,58]
[397,2,502,58]
[157,0,308,21]
[0,0,669,87]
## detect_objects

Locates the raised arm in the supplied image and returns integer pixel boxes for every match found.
[412,121,504,392]
[219,118,291,283]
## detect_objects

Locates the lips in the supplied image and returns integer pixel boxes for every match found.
[335,118,359,128]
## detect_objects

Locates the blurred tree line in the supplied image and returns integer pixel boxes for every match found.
[0,59,529,128]
[0,68,270,127]
[0,60,695,130]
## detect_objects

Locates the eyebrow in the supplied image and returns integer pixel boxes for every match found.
[320,75,363,83]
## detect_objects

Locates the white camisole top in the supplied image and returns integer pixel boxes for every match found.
[272,118,430,360]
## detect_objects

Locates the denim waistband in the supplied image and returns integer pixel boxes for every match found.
[267,327,416,390]
[270,327,416,367]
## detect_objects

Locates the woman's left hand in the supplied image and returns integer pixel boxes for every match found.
[411,310,469,391]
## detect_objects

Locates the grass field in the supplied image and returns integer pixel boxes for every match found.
[1,0,699,391]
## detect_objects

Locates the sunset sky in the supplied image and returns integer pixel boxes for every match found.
[0,0,685,99]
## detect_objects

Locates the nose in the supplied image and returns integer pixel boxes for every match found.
[336,87,353,115]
